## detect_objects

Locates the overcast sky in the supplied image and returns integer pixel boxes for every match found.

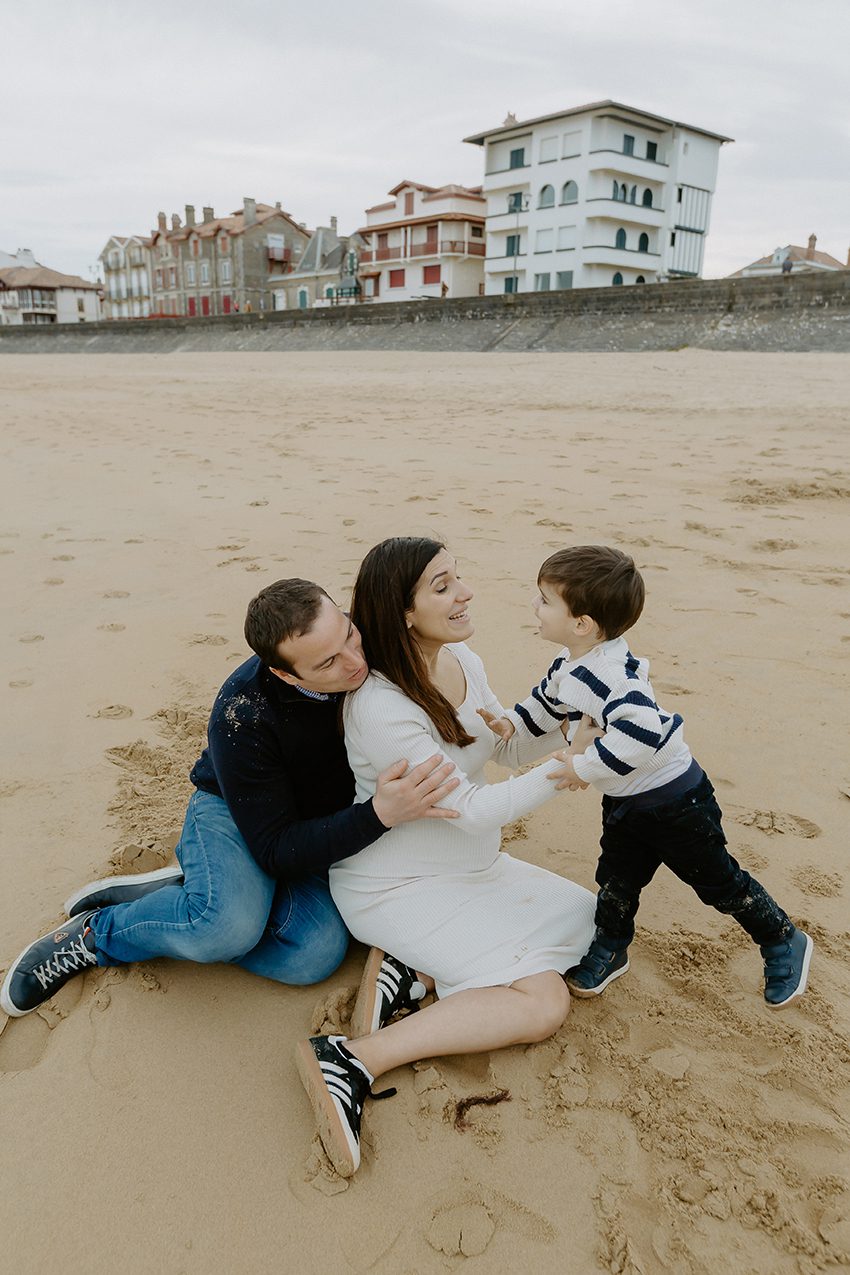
[3,0,848,280]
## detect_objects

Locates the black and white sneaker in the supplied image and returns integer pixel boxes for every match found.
[295,1034,393,1177]
[1,912,99,1017]
[64,865,184,918]
[350,948,427,1038]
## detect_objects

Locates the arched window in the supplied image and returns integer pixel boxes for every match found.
[636,275,646,284]
[642,188,653,207]
[612,272,624,286]
[620,183,628,201]
[638,232,649,253]
[539,184,555,208]
[325,286,334,299]
[615,228,627,250]
[561,180,578,204]
[612,179,619,199]
[630,186,637,204]
[297,288,309,310]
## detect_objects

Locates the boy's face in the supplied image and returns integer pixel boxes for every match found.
[533,578,600,649]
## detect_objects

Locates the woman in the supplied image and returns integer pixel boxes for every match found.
[295,537,596,1176]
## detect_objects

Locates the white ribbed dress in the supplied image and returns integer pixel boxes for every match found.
[329,643,596,999]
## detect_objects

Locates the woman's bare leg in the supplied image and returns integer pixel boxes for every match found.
[347,970,570,1080]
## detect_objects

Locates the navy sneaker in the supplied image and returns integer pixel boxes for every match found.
[565,937,630,998]
[350,948,427,1038]
[64,865,184,918]
[761,926,813,1008]
[1,912,99,1017]
[295,1034,394,1177]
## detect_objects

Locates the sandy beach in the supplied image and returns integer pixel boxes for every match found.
[1,351,848,1275]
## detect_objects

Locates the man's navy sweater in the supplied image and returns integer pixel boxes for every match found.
[189,656,386,880]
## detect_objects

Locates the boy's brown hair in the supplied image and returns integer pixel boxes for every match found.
[538,546,645,639]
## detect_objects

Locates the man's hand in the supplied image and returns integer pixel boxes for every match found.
[545,750,590,792]
[477,708,516,742]
[373,755,460,827]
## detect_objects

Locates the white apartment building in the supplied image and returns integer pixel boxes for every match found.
[0,266,101,324]
[464,101,732,292]
[99,236,153,319]
[357,181,486,302]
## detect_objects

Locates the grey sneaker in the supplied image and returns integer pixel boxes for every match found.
[761,926,813,1008]
[565,938,630,998]
[1,912,98,1016]
[64,865,184,917]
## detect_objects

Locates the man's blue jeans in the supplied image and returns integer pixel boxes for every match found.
[89,790,349,984]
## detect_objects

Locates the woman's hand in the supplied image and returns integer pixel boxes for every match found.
[372,755,461,827]
[545,751,589,792]
[477,708,515,742]
[571,713,604,753]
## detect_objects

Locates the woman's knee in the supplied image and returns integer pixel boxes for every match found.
[524,976,571,1042]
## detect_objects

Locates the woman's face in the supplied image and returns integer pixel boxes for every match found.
[406,549,474,647]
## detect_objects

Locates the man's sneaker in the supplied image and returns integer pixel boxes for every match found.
[295,1034,393,1177]
[350,948,427,1038]
[1,913,99,1017]
[761,926,813,1008]
[64,865,184,918]
[565,938,630,998]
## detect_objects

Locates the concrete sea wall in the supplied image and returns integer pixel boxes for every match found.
[2,271,849,354]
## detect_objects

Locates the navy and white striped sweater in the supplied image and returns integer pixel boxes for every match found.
[506,636,692,796]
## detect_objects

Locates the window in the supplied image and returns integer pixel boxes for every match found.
[325,286,334,298]
[471,225,483,237]
[642,188,653,207]
[623,134,634,155]
[636,275,646,284]
[561,180,578,204]
[612,272,624,285]
[538,185,555,208]
[535,228,553,252]
[200,262,210,284]
[646,141,657,161]
[670,232,677,246]
[155,269,162,289]
[77,297,85,313]
[186,263,196,285]
[533,273,551,291]
[556,225,576,250]
[677,187,683,203]
[509,147,525,168]
[298,289,308,309]
[220,235,229,254]
[556,271,574,289]
[221,260,232,282]
[505,234,521,257]
[404,192,414,216]
[638,233,649,253]
[615,228,627,250]
[507,191,525,213]
[192,238,199,257]
[562,130,581,157]
[630,186,637,204]
[388,269,405,287]
[169,267,176,287]
[423,264,441,284]
[620,183,628,202]
[504,276,518,293]
[539,135,558,162]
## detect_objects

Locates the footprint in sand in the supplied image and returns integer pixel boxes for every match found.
[98,623,125,632]
[792,866,842,897]
[52,554,75,561]
[732,808,821,839]
[94,704,133,719]
[43,577,64,586]
[18,634,44,644]
[102,589,129,599]
[425,1182,556,1258]
[0,979,84,1072]
[9,679,32,688]
[188,634,228,646]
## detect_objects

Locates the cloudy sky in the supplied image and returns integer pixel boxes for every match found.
[3,0,848,280]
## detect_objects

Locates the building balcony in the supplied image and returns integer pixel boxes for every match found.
[588,150,669,181]
[267,246,292,263]
[582,244,662,267]
[409,241,439,258]
[585,198,665,226]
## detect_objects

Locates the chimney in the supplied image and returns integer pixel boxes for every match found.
[330,216,338,234]
[806,233,817,260]
[157,211,167,231]
[185,204,195,227]
[275,201,281,211]
[846,246,850,268]
[243,197,257,227]
[202,206,215,223]
[171,213,181,231]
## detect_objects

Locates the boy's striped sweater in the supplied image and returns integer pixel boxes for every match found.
[506,636,692,796]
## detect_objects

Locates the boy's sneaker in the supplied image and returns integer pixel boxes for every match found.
[761,926,813,1008]
[565,938,630,998]
[1,912,99,1017]
[350,947,427,1038]
[295,1034,394,1177]
[64,865,184,918]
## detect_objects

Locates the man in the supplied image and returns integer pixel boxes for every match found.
[1,580,459,1017]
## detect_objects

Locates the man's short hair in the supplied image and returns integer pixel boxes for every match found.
[244,579,331,673]
[539,546,645,639]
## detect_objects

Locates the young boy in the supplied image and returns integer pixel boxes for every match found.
[484,545,812,1008]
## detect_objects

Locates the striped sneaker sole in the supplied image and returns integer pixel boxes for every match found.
[294,1039,360,1177]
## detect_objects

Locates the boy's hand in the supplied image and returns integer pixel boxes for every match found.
[477,708,516,742]
[571,713,604,753]
[546,750,589,791]
[373,755,460,827]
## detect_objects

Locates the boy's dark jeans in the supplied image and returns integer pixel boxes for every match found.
[594,774,791,948]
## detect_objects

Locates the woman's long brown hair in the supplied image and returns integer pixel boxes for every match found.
[350,537,475,748]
